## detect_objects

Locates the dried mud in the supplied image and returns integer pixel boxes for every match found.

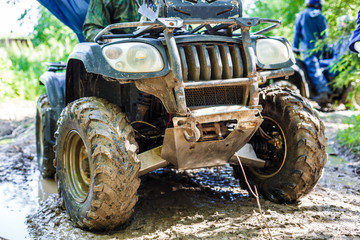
[0,101,359,240]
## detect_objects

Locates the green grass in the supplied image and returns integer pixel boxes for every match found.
[0,39,74,101]
[336,114,360,153]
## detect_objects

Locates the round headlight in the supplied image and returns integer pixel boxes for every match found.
[127,45,154,70]
[104,46,122,60]
[102,43,164,73]
[256,39,290,65]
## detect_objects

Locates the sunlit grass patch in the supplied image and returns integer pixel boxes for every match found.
[336,114,360,153]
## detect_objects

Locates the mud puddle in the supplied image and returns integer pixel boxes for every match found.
[0,124,58,240]
[0,101,58,240]
[0,102,359,239]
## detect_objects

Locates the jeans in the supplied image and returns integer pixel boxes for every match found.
[304,54,331,94]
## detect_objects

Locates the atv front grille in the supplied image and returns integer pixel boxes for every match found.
[185,85,245,107]
[175,41,248,107]
[178,43,244,82]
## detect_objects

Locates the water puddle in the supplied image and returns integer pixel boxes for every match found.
[38,178,58,201]
[321,146,358,190]
[327,146,347,165]
[328,154,347,165]
[0,171,57,239]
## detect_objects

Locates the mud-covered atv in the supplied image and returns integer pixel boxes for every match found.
[35,0,327,231]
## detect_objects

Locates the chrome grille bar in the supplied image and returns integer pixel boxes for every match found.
[196,44,211,80]
[178,46,188,82]
[207,45,223,80]
[178,42,244,82]
[229,45,243,78]
[218,44,233,79]
[183,45,200,81]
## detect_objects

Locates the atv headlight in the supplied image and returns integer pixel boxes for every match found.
[102,43,164,73]
[255,39,290,66]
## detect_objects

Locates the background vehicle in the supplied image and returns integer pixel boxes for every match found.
[272,55,360,109]
[35,0,327,230]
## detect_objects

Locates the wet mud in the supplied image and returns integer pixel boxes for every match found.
[0,102,359,239]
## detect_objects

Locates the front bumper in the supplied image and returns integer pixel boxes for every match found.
[161,105,263,169]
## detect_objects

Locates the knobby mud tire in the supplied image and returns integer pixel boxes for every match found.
[35,94,56,178]
[233,87,327,203]
[271,80,301,96]
[55,97,140,230]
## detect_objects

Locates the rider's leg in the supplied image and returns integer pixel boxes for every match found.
[304,55,331,98]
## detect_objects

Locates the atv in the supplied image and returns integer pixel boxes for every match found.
[35,0,327,231]
[271,55,360,109]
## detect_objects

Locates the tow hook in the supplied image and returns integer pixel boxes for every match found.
[183,121,201,142]
[173,117,201,142]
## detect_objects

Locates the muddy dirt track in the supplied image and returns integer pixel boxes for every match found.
[0,100,359,240]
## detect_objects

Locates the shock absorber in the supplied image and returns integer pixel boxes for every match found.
[250,139,269,157]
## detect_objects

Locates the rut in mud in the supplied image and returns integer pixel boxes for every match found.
[0,101,359,239]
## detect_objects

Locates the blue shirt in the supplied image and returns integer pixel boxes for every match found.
[293,8,328,52]
[320,34,351,68]
[349,10,360,53]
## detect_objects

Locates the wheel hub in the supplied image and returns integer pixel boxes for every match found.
[64,130,90,203]
[250,116,287,179]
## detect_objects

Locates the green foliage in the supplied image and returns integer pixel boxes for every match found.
[32,7,77,47]
[0,6,77,101]
[0,41,45,101]
[0,39,72,101]
[246,0,304,40]
[250,0,360,105]
[322,1,358,89]
[336,114,360,152]
[248,0,358,44]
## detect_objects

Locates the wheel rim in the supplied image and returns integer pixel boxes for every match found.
[250,116,287,179]
[64,130,91,203]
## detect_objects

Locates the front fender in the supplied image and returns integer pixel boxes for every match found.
[39,71,66,137]
[291,63,310,98]
[40,71,65,109]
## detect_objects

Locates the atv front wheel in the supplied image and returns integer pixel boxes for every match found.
[271,80,301,95]
[55,97,140,230]
[233,87,327,203]
[36,94,56,178]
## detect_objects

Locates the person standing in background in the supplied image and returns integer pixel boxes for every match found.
[293,0,331,102]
